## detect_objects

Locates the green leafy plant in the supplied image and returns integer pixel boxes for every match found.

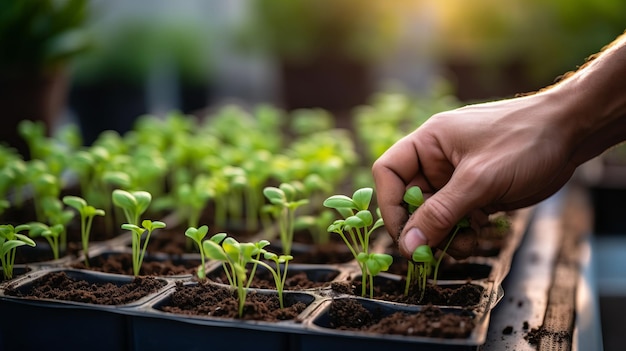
[184,225,209,279]
[263,182,309,256]
[324,187,391,297]
[402,185,471,300]
[253,250,293,309]
[356,252,393,298]
[111,189,152,226]
[293,209,335,245]
[202,235,269,318]
[121,219,166,276]
[62,195,105,267]
[0,224,36,280]
[406,244,435,301]
[27,222,64,260]
[40,196,74,254]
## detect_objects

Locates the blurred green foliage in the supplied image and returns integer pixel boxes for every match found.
[434,0,626,84]
[0,0,90,72]
[238,0,410,63]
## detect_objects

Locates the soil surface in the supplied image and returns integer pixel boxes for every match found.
[334,279,484,307]
[385,257,493,280]
[160,280,308,321]
[328,298,475,338]
[4,271,166,305]
[209,267,339,290]
[70,252,201,276]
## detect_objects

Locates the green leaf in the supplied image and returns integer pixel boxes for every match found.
[279,183,296,201]
[185,225,209,242]
[1,240,31,256]
[112,189,136,210]
[264,251,278,261]
[133,191,152,216]
[203,240,228,261]
[355,210,373,227]
[222,237,241,261]
[403,186,424,208]
[143,220,166,231]
[263,187,285,203]
[122,223,142,233]
[209,232,227,244]
[256,240,270,250]
[239,242,259,262]
[327,220,344,233]
[62,195,86,211]
[15,234,36,247]
[412,245,434,263]
[344,215,365,228]
[352,188,373,210]
[323,195,355,210]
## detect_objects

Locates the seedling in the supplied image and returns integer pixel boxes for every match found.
[293,209,335,245]
[27,222,64,260]
[263,183,309,256]
[121,220,166,276]
[203,235,268,317]
[324,187,391,297]
[40,196,74,254]
[432,217,470,284]
[184,225,210,279]
[402,185,471,295]
[253,250,293,309]
[406,245,434,301]
[0,224,36,280]
[62,195,105,267]
[357,252,393,298]
[112,189,152,226]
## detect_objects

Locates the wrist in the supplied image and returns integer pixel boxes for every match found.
[544,36,626,165]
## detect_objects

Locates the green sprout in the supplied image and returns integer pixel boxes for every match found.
[324,187,391,297]
[406,244,435,301]
[202,235,267,318]
[62,195,105,267]
[0,224,36,280]
[356,252,393,298]
[293,209,335,245]
[184,225,209,279]
[432,217,470,284]
[27,222,64,260]
[254,250,293,309]
[263,182,309,256]
[402,185,471,298]
[40,196,74,254]
[112,189,152,226]
[121,220,166,276]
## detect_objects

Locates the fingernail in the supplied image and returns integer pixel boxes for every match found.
[404,227,427,252]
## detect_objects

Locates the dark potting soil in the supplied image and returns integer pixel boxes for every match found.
[334,279,484,307]
[329,298,475,338]
[288,242,356,264]
[70,252,200,276]
[385,256,493,280]
[4,271,166,305]
[143,225,260,256]
[160,281,308,321]
[209,268,338,290]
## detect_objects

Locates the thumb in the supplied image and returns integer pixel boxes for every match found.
[398,184,475,259]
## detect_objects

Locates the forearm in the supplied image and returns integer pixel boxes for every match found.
[545,31,626,165]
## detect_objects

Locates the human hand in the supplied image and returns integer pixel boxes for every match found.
[372,92,580,260]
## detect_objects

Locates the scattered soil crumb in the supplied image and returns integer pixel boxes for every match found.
[524,325,572,345]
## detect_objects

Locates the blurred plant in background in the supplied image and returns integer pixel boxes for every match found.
[431,0,626,101]
[0,0,90,159]
[69,14,215,146]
